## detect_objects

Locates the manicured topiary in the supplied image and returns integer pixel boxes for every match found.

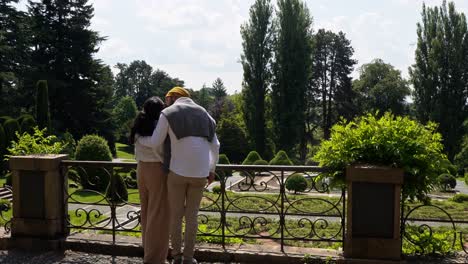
[451,194,468,203]
[20,115,36,135]
[285,173,307,194]
[3,119,20,147]
[253,159,269,165]
[75,135,113,192]
[106,173,128,203]
[314,113,449,201]
[437,174,456,192]
[216,154,232,180]
[269,150,294,165]
[36,80,51,131]
[212,185,222,194]
[242,151,262,165]
[241,151,262,176]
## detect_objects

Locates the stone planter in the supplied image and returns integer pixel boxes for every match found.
[344,164,404,263]
[9,154,69,250]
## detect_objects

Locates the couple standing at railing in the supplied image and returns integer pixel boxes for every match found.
[129,87,220,264]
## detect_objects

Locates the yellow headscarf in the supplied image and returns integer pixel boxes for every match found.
[165,86,190,98]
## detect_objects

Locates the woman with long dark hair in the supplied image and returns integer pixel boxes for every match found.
[130,96,169,264]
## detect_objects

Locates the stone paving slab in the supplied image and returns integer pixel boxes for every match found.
[0,250,238,264]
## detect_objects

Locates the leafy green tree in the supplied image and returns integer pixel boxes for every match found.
[112,96,137,142]
[409,1,468,159]
[35,80,51,131]
[210,78,228,121]
[217,114,248,164]
[28,0,114,144]
[0,0,32,116]
[272,0,313,156]
[454,134,468,169]
[241,0,274,158]
[310,29,356,140]
[113,61,184,106]
[354,59,410,115]
[212,77,227,100]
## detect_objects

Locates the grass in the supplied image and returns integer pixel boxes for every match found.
[116,143,135,160]
[0,177,5,187]
[68,187,140,204]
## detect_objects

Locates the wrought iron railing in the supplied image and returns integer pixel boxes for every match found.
[0,185,12,235]
[401,201,468,256]
[61,161,345,251]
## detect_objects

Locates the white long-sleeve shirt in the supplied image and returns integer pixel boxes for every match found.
[134,134,164,162]
[138,114,220,178]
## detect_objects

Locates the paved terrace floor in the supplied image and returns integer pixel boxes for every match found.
[0,249,467,264]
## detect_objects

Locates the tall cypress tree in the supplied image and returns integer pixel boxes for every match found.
[36,80,51,131]
[240,0,274,157]
[409,1,468,159]
[271,0,313,156]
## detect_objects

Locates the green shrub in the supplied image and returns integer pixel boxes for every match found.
[59,132,76,159]
[285,173,307,194]
[450,194,468,203]
[3,118,20,147]
[7,127,65,157]
[216,154,232,180]
[437,174,456,191]
[212,185,222,194]
[75,135,113,192]
[253,159,269,165]
[242,151,262,165]
[269,150,294,165]
[241,151,262,176]
[105,173,128,203]
[403,226,459,255]
[465,173,468,185]
[19,115,36,135]
[314,113,448,201]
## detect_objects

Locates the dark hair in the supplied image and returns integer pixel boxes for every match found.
[129,97,165,144]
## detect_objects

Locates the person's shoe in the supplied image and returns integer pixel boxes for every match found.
[171,254,183,264]
[182,257,198,264]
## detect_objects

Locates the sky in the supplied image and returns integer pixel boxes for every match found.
[18,0,468,94]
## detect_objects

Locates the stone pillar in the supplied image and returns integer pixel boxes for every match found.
[9,154,69,250]
[344,165,404,263]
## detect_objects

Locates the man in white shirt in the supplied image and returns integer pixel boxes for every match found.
[138,87,220,264]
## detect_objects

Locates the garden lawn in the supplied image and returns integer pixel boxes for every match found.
[116,143,135,160]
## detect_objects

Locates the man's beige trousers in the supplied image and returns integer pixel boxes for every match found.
[137,161,170,264]
[167,171,207,261]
